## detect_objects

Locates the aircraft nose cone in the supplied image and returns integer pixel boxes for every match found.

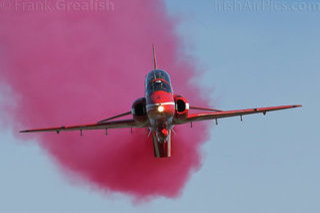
[150,91,173,103]
[147,91,175,120]
[147,104,175,120]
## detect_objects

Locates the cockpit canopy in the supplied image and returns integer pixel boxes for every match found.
[145,69,172,94]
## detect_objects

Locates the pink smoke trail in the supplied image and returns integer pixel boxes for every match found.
[0,0,209,201]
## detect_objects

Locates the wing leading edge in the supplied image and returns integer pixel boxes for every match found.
[20,111,148,134]
[20,119,138,134]
[174,105,302,124]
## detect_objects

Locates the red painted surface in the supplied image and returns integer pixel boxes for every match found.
[187,105,302,122]
[150,91,174,104]
[161,128,168,136]
[0,0,208,201]
[147,90,175,120]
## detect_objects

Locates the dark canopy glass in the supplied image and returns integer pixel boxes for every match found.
[145,70,172,94]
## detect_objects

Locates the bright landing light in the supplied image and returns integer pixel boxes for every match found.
[157,105,164,112]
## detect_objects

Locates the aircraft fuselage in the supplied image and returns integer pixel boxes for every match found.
[145,69,174,157]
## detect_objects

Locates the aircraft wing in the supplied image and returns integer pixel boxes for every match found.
[174,105,302,124]
[20,119,138,134]
[19,110,146,134]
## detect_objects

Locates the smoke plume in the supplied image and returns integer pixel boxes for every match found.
[0,0,209,201]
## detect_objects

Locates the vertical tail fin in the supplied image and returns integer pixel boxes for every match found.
[152,44,157,70]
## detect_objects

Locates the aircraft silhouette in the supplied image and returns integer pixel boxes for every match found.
[21,46,302,158]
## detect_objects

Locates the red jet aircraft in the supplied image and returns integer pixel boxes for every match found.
[21,47,302,158]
